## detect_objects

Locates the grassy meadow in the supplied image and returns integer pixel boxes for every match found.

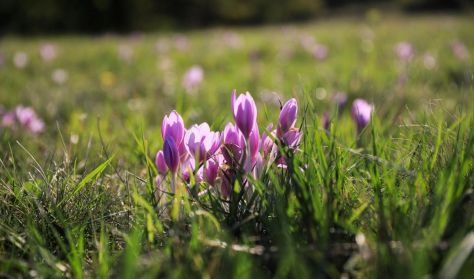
[1,13,474,278]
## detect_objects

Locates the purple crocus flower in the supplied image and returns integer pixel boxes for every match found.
[231,90,257,138]
[155,150,168,175]
[182,65,204,94]
[221,122,245,165]
[282,128,302,149]
[395,42,414,62]
[163,137,180,174]
[40,44,57,62]
[451,41,470,61]
[351,99,373,132]
[260,124,276,159]
[277,98,297,137]
[203,155,223,186]
[253,153,264,179]
[15,106,45,134]
[333,92,347,113]
[13,52,28,69]
[118,44,134,62]
[52,68,68,84]
[181,156,197,182]
[313,44,328,61]
[1,111,16,128]
[184,123,220,161]
[162,110,185,145]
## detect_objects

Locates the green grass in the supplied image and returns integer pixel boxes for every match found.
[1,13,474,278]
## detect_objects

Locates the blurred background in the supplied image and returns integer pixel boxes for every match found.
[0,0,473,33]
[0,0,472,158]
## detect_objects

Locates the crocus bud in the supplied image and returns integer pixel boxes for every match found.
[351,99,373,132]
[155,150,168,175]
[231,90,257,138]
[163,137,180,174]
[162,111,185,145]
[277,98,297,137]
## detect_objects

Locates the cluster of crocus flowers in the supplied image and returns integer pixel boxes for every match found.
[0,105,45,134]
[155,90,301,198]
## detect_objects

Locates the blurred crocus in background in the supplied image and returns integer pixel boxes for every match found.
[13,52,28,69]
[423,52,437,70]
[451,40,470,61]
[40,43,57,62]
[313,43,329,61]
[182,65,204,94]
[52,68,68,84]
[1,105,45,134]
[395,42,415,62]
[351,99,373,133]
[118,44,134,62]
[223,32,243,49]
[333,92,348,113]
[174,35,189,51]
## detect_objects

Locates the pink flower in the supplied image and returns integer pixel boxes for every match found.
[221,122,245,165]
[40,44,57,62]
[203,155,223,186]
[451,41,470,61]
[282,128,302,149]
[395,42,414,62]
[184,123,220,161]
[182,65,204,94]
[351,99,373,132]
[313,44,328,61]
[13,52,28,69]
[260,124,275,159]
[333,92,347,112]
[231,90,257,138]
[15,106,45,134]
[118,44,134,62]
[277,98,297,137]
[52,69,68,84]
[162,111,185,145]
[423,52,436,70]
[1,111,16,128]
[155,150,168,175]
